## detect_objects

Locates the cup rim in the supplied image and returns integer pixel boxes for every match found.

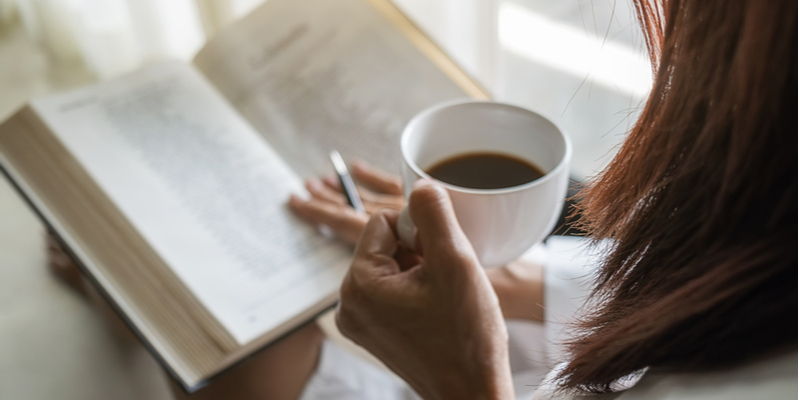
[401,99,573,195]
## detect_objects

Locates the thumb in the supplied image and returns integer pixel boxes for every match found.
[408,180,477,267]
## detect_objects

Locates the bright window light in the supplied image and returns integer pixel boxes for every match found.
[499,3,652,97]
[230,0,267,19]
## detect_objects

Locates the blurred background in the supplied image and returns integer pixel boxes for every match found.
[0,0,649,398]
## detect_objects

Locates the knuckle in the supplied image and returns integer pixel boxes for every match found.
[334,308,354,337]
[388,180,403,194]
[325,208,355,227]
[339,272,369,311]
[339,274,358,301]
[358,189,375,202]
[327,216,348,230]
[335,302,362,340]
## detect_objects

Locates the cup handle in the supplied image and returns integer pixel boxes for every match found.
[396,206,417,251]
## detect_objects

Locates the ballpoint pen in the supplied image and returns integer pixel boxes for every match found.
[329,150,365,214]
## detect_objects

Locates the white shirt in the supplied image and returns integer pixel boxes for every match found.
[299,237,798,400]
[532,351,798,400]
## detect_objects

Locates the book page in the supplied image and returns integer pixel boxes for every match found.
[31,61,351,344]
[193,0,470,178]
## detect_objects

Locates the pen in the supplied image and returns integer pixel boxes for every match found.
[329,150,365,214]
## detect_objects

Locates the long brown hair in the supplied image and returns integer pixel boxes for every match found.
[558,0,797,392]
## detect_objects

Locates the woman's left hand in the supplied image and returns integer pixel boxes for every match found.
[288,161,405,244]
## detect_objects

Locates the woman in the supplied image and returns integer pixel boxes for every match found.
[51,0,796,398]
[289,0,797,397]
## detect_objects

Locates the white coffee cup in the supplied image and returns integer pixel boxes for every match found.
[397,100,572,267]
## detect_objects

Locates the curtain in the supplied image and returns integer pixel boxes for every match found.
[7,0,501,86]
[8,0,261,79]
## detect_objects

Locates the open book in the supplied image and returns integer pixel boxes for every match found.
[0,0,485,392]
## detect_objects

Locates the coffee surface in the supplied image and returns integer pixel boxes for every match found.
[426,152,545,190]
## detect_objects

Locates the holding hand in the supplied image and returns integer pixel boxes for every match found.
[336,181,515,400]
[288,161,545,324]
[288,161,405,244]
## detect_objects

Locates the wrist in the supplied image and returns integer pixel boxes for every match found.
[429,361,514,400]
[489,261,545,322]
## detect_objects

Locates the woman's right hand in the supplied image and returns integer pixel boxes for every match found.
[336,180,515,400]
[288,159,546,324]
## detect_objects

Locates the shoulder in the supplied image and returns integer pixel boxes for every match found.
[622,350,797,400]
[533,351,797,400]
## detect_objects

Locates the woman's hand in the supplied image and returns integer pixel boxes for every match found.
[288,161,405,244]
[288,161,546,324]
[336,181,514,400]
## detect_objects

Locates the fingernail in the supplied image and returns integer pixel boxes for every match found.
[412,179,437,189]
[306,178,323,191]
[289,194,302,205]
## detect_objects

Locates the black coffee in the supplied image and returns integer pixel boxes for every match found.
[425,152,545,190]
